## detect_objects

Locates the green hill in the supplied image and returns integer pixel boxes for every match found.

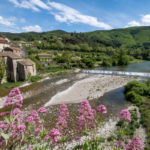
[1,26,150,49]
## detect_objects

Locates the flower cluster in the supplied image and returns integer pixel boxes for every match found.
[126,136,144,150]
[3,88,23,107]
[119,109,131,122]
[78,100,96,130]
[56,104,69,132]
[97,105,107,114]
[114,140,125,149]
[46,128,61,143]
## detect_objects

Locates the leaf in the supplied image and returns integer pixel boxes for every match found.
[22,133,24,140]
[1,133,9,140]
[4,117,10,124]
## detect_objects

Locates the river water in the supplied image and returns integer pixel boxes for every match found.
[97,61,150,72]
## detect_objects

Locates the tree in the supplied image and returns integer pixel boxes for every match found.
[0,57,5,84]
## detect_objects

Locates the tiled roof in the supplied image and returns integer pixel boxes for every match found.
[0,52,22,59]
[4,46,21,51]
[37,53,52,57]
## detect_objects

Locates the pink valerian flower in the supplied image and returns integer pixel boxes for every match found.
[0,136,5,147]
[0,112,10,117]
[17,125,26,133]
[56,104,69,132]
[97,105,107,114]
[114,140,125,148]
[78,100,96,130]
[3,88,23,107]
[31,110,40,120]
[27,148,32,150]
[78,115,86,129]
[0,121,9,134]
[26,115,34,124]
[119,109,131,122]
[58,104,69,120]
[126,136,144,150]
[12,108,23,122]
[38,107,46,113]
[35,124,43,135]
[49,128,61,143]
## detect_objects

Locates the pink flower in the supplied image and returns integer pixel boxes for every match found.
[17,125,26,133]
[126,136,144,150]
[114,140,125,148]
[97,105,107,114]
[27,148,32,150]
[49,128,61,143]
[3,88,23,107]
[31,110,39,120]
[78,100,96,129]
[119,109,131,122]
[38,107,46,113]
[26,116,34,124]
[35,124,43,134]
[0,112,10,117]
[56,104,69,132]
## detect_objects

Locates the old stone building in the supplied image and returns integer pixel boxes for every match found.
[0,36,36,82]
[0,36,10,51]
[17,59,36,81]
[3,46,22,57]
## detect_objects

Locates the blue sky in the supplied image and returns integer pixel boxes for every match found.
[0,0,150,33]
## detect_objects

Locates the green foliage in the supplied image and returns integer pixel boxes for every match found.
[30,76,42,82]
[102,57,112,67]
[125,80,148,96]
[74,137,105,150]
[126,91,142,106]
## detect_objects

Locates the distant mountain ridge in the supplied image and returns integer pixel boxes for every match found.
[1,26,150,49]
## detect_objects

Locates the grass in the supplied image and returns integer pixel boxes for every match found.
[0,81,24,88]
[49,70,73,78]
[39,67,66,74]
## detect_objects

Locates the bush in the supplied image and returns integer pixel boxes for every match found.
[125,80,148,96]
[126,91,142,106]
[101,57,112,67]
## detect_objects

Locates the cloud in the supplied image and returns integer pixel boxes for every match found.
[22,25,42,32]
[127,20,141,27]
[9,0,50,12]
[48,1,112,29]
[127,14,150,27]
[9,0,112,29]
[0,16,16,27]
[141,14,150,24]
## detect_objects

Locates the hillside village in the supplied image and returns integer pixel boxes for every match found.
[0,35,36,83]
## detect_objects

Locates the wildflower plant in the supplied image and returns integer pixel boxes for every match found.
[0,88,144,150]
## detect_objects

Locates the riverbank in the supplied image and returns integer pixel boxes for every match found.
[45,75,135,106]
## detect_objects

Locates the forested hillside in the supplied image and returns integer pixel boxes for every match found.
[1,26,150,50]
[1,26,150,69]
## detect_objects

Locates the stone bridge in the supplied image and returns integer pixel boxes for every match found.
[82,70,150,78]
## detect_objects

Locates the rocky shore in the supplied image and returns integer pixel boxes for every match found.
[45,74,135,106]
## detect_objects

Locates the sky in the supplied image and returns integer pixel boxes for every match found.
[1,0,150,33]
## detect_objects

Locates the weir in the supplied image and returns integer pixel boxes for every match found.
[82,70,150,77]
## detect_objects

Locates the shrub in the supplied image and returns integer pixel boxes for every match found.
[125,80,148,96]
[126,91,142,106]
